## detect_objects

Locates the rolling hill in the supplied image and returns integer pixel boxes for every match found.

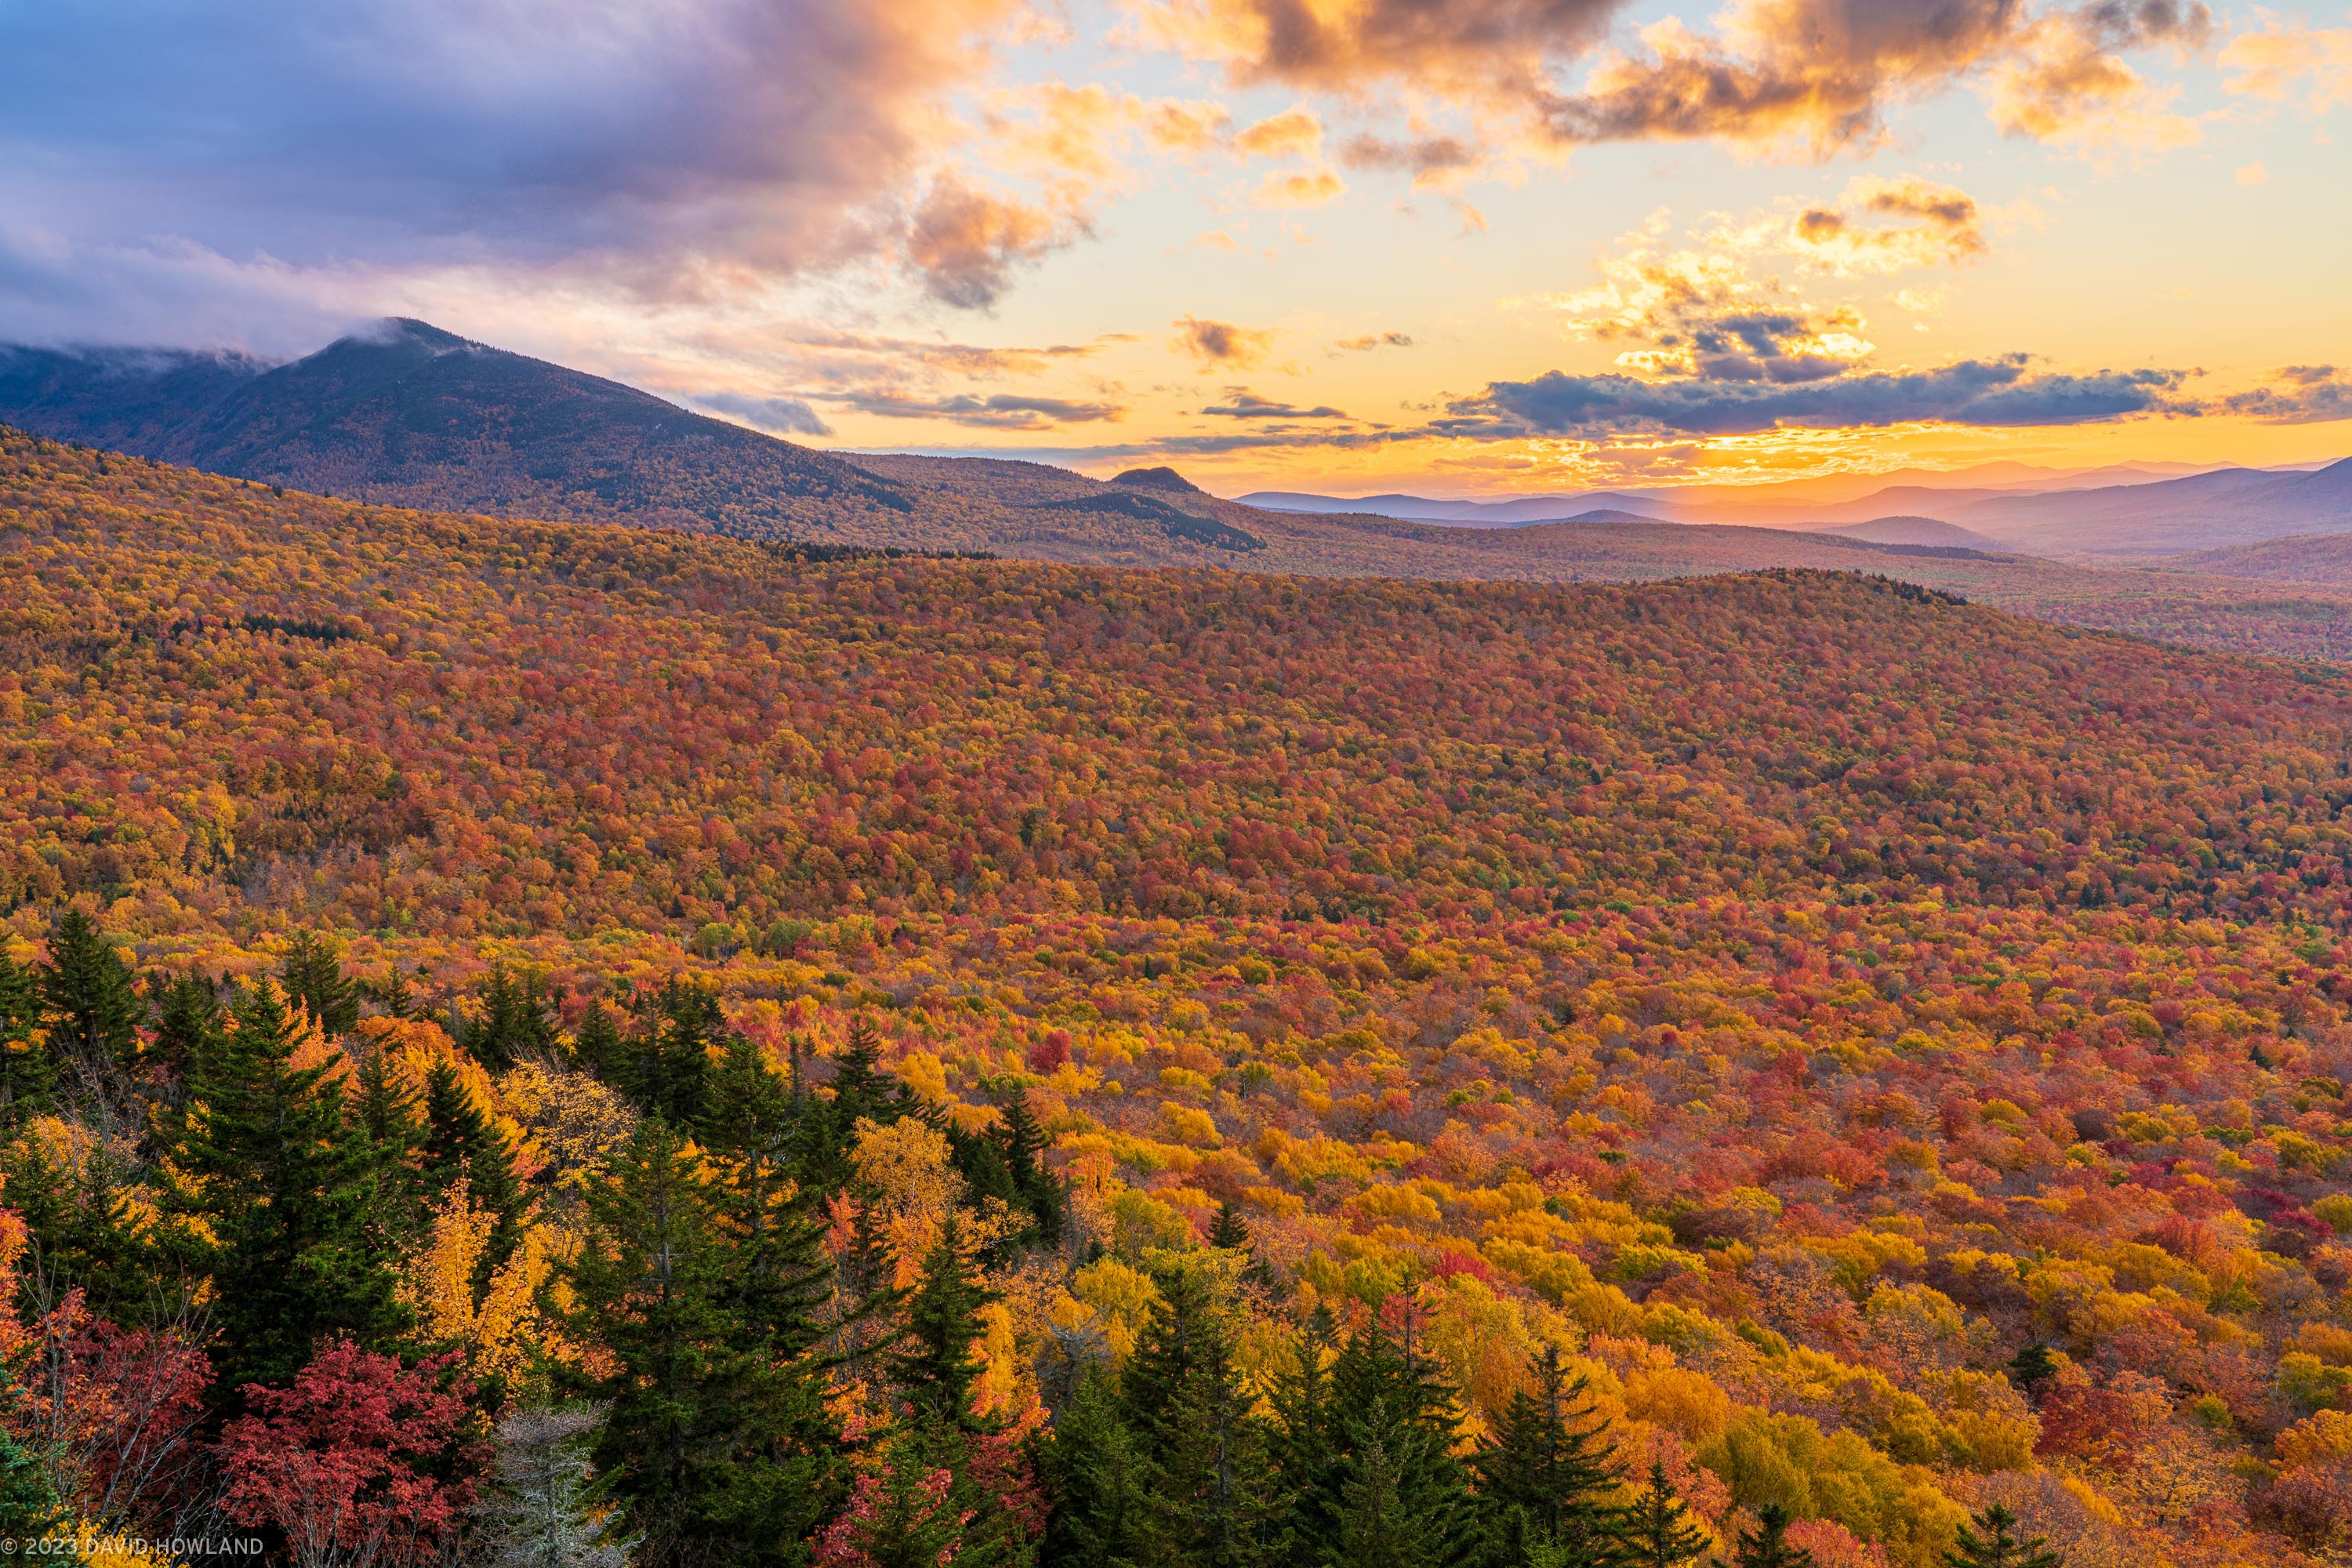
[1816,516,2007,551]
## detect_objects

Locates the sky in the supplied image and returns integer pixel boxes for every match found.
[2,0,2349,496]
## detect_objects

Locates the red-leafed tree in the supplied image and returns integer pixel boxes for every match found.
[216,1337,481,1568]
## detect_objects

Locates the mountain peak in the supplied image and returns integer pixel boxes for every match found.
[1111,466,1202,494]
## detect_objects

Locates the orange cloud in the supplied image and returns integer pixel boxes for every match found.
[1254,167,1346,206]
[906,176,1083,309]
[1173,315,1279,367]
[2222,22,2352,111]
[1234,108,1325,158]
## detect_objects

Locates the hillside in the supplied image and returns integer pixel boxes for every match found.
[0,320,920,535]
[2158,532,2352,589]
[1818,517,2007,551]
[10,426,2352,933]
[13,430,2352,1566]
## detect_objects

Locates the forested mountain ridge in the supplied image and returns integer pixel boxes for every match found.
[9,427,2352,935]
[9,427,2352,1567]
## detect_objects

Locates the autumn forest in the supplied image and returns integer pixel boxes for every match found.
[9,425,2352,1568]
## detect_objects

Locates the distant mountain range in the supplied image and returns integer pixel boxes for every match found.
[1242,457,2352,558]
[8,317,2352,662]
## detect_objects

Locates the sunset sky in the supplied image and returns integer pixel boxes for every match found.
[5,0,2349,495]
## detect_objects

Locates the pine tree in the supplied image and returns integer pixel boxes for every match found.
[1335,1396,1454,1568]
[161,979,404,1393]
[622,981,717,1126]
[474,965,559,1073]
[568,999,625,1083]
[1944,1505,2062,1568]
[39,910,144,1082]
[1207,1201,1250,1251]
[0,1133,154,1314]
[1471,1346,1621,1568]
[375,964,419,1022]
[354,1047,426,1236]
[475,1403,635,1568]
[698,1036,833,1357]
[1733,1504,1814,1568]
[1269,1308,1345,1563]
[891,1220,999,1430]
[559,1117,841,1566]
[1120,1265,1277,1566]
[1616,1463,1711,1568]
[1279,1309,1478,1568]
[1042,1360,1147,1568]
[147,970,221,1083]
[0,949,57,1126]
[998,1094,1065,1245]
[421,1058,526,1283]
[279,930,361,1039]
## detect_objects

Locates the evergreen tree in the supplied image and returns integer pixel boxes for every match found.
[39,910,143,1081]
[558,1117,841,1567]
[374,964,419,1022]
[279,930,361,1038]
[0,1400,63,1545]
[1206,1200,1273,1291]
[354,1047,426,1236]
[474,964,559,1072]
[622,981,717,1126]
[891,1221,998,1430]
[421,1058,526,1280]
[161,979,404,1393]
[1268,1309,1345,1563]
[998,1094,1065,1245]
[1944,1505,2062,1568]
[1334,1396,1455,1568]
[1471,1346,1621,1568]
[147,970,222,1084]
[0,949,56,1127]
[1733,1504,1814,1568]
[698,1036,833,1356]
[568,999,625,1083]
[1042,1360,1147,1568]
[1616,1463,1710,1568]
[1276,1309,1477,1568]
[1120,1266,1277,1567]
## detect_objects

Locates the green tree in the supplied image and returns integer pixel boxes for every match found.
[1471,1346,1620,1568]
[147,971,221,1083]
[354,1047,425,1236]
[698,1036,833,1356]
[0,949,56,1126]
[1276,1309,1477,1568]
[998,1094,1065,1247]
[1617,1463,1711,1568]
[161,979,404,1394]
[622,982,717,1127]
[1944,1505,2061,1568]
[279,931,361,1038]
[1120,1265,1277,1567]
[474,965,559,1073]
[1042,1360,1146,1568]
[39,911,143,1083]
[891,1221,998,1429]
[1733,1504,1814,1568]
[558,1117,840,1567]
[568,999,625,1084]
